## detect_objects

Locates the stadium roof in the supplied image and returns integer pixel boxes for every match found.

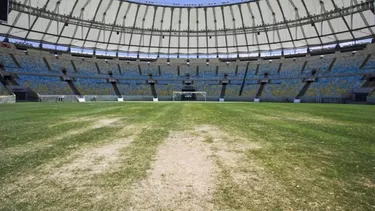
[1,0,375,56]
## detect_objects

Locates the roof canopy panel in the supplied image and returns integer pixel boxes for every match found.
[1,0,374,55]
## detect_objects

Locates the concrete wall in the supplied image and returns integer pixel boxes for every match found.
[0,95,16,104]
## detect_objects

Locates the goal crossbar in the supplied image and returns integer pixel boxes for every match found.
[172,91,207,101]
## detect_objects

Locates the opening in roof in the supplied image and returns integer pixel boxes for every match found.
[125,0,253,7]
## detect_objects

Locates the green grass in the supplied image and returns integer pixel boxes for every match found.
[0,102,374,210]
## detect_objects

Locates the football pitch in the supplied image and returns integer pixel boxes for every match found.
[0,102,374,210]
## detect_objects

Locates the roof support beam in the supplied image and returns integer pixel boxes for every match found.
[246,3,260,52]
[353,0,375,35]
[126,4,141,54]
[275,0,296,49]
[24,0,50,40]
[81,0,104,49]
[255,1,272,51]
[319,1,339,42]
[229,5,239,56]
[94,0,115,50]
[55,0,80,46]
[40,2,62,43]
[220,6,229,56]
[187,8,191,57]
[330,0,356,41]
[137,5,150,55]
[105,1,123,51]
[287,0,309,47]
[6,0,30,36]
[212,8,219,57]
[196,8,199,57]
[237,4,250,54]
[167,8,174,57]
[68,5,88,47]
[264,0,284,50]
[177,8,182,57]
[204,8,209,57]
[116,4,131,53]
[147,6,157,55]
[157,7,166,57]
[300,0,323,45]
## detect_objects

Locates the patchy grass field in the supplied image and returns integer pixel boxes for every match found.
[0,102,374,210]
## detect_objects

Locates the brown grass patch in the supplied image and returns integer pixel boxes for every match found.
[47,137,134,182]
[253,112,340,125]
[91,118,122,129]
[195,125,292,210]
[130,130,217,211]
[2,117,124,158]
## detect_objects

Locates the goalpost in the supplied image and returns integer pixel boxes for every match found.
[172,91,207,102]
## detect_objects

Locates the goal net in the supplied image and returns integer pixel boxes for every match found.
[172,91,207,102]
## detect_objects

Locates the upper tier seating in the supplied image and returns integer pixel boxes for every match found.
[279,60,304,77]
[119,63,141,77]
[217,64,235,77]
[304,57,332,75]
[236,63,247,78]
[246,64,259,77]
[179,65,197,77]
[160,65,178,77]
[362,54,375,72]
[0,52,18,69]
[199,65,217,78]
[97,60,119,75]
[47,57,75,73]
[258,62,280,76]
[15,54,49,73]
[74,60,99,76]
[139,63,159,76]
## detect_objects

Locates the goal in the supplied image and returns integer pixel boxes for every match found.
[172,91,207,102]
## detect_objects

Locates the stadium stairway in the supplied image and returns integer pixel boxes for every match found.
[10,54,21,68]
[295,81,312,100]
[42,58,52,72]
[295,71,318,100]
[255,83,266,99]
[1,72,39,101]
[66,79,82,97]
[0,75,14,96]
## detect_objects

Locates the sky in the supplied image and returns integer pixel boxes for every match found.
[127,0,251,7]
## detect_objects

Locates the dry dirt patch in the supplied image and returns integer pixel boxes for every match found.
[195,125,292,209]
[0,123,145,210]
[48,137,134,182]
[91,117,122,129]
[130,125,270,210]
[130,130,217,211]
[2,117,124,158]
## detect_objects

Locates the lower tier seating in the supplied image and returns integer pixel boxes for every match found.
[18,76,73,95]
[0,83,9,95]
[241,84,259,97]
[117,81,151,95]
[75,78,114,95]
[263,79,304,98]
[306,76,363,97]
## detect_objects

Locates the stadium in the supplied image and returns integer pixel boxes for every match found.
[0,0,374,210]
